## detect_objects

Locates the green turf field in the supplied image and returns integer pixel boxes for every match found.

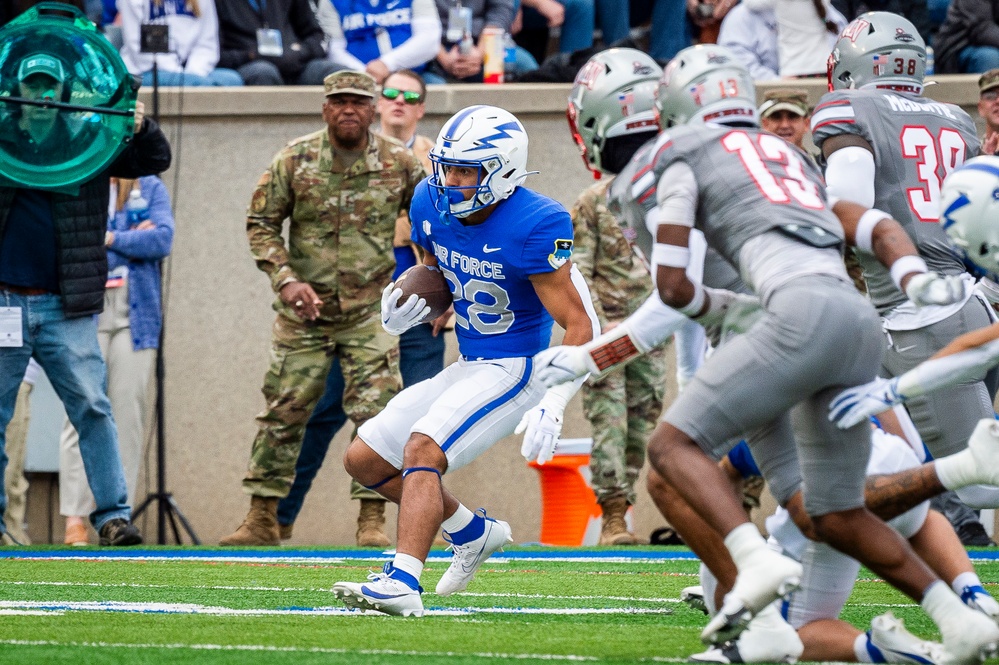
[0,547,996,664]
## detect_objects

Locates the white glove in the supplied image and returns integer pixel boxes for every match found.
[697,290,764,345]
[905,272,966,307]
[516,404,564,464]
[533,345,595,388]
[380,283,430,335]
[828,376,903,429]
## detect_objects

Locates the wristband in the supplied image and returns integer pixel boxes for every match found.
[651,243,691,268]
[890,255,929,289]
[855,208,891,253]
[678,281,706,317]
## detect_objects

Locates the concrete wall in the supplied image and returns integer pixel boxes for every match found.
[23,75,989,545]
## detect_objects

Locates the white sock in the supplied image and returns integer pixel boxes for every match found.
[953,571,983,593]
[392,552,424,582]
[724,523,767,568]
[441,504,475,535]
[935,450,977,491]
[921,579,963,626]
[854,633,875,662]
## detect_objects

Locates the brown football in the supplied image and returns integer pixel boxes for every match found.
[394,265,453,322]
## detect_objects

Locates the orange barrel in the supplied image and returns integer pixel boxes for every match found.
[528,438,603,546]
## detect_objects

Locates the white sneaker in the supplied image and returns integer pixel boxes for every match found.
[690,606,802,663]
[937,604,999,665]
[332,564,424,617]
[867,612,944,664]
[435,510,512,596]
[963,584,999,622]
[701,548,801,645]
[965,419,999,486]
[682,586,709,615]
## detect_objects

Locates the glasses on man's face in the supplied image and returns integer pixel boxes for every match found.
[381,88,423,105]
[983,90,999,102]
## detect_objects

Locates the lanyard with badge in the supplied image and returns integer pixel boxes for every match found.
[250,0,284,57]
[0,307,22,347]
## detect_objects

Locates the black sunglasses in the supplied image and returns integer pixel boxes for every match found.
[381,88,423,104]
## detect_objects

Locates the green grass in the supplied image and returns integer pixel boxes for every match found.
[0,548,996,664]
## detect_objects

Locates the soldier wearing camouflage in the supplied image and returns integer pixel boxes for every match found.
[570,179,667,516]
[221,70,426,547]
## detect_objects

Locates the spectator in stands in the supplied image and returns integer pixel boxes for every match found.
[275,70,443,546]
[686,0,736,44]
[831,0,933,44]
[646,0,692,62]
[758,88,812,153]
[935,0,999,73]
[425,0,537,82]
[317,0,442,83]
[980,69,999,154]
[2,359,40,545]
[717,0,779,79]
[119,0,244,87]
[216,0,341,85]
[520,0,594,53]
[751,0,846,77]
[59,175,175,546]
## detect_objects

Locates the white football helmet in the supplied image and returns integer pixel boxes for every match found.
[939,156,999,279]
[428,105,531,218]
[656,45,757,129]
[827,11,926,93]
[567,48,662,177]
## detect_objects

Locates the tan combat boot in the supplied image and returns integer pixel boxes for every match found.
[219,496,280,546]
[356,499,391,547]
[598,496,641,545]
[279,522,294,541]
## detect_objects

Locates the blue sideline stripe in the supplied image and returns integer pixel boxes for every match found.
[440,358,533,453]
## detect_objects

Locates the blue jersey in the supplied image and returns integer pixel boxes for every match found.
[330,0,422,71]
[410,181,574,359]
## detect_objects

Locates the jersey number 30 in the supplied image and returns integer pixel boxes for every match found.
[723,131,824,209]
[900,126,966,222]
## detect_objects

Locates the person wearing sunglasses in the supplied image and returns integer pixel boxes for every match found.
[979,69,999,155]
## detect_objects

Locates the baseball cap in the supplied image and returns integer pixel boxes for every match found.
[323,70,376,98]
[758,88,809,118]
[979,69,999,95]
[17,53,66,83]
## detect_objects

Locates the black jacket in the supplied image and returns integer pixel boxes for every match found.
[934,0,999,73]
[215,0,327,78]
[0,118,172,318]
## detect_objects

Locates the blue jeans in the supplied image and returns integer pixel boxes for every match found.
[649,0,690,62]
[959,45,999,73]
[597,0,630,45]
[141,68,243,87]
[0,292,130,533]
[276,323,446,525]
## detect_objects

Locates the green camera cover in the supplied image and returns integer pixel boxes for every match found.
[0,2,138,193]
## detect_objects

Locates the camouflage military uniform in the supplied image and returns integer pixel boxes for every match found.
[571,178,667,506]
[244,127,426,497]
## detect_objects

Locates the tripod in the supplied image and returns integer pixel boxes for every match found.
[130,56,200,545]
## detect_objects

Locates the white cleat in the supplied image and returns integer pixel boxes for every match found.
[962,584,999,623]
[937,604,999,665]
[689,605,802,663]
[964,419,999,486]
[866,612,944,664]
[681,585,709,615]
[700,549,802,645]
[435,510,512,596]
[332,565,424,617]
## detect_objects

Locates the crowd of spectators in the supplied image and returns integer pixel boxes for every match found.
[5,0,969,85]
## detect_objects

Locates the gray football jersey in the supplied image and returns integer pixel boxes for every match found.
[614,124,842,273]
[812,89,980,313]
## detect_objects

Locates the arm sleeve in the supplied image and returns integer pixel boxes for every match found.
[654,161,698,230]
[824,145,876,208]
[378,4,443,71]
[328,36,368,69]
[109,118,172,178]
[109,178,175,260]
[184,0,222,76]
[246,154,300,291]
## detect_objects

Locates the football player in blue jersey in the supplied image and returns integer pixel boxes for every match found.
[332,105,599,617]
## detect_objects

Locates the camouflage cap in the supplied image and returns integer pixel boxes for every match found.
[980,69,999,95]
[758,88,810,118]
[323,70,376,98]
